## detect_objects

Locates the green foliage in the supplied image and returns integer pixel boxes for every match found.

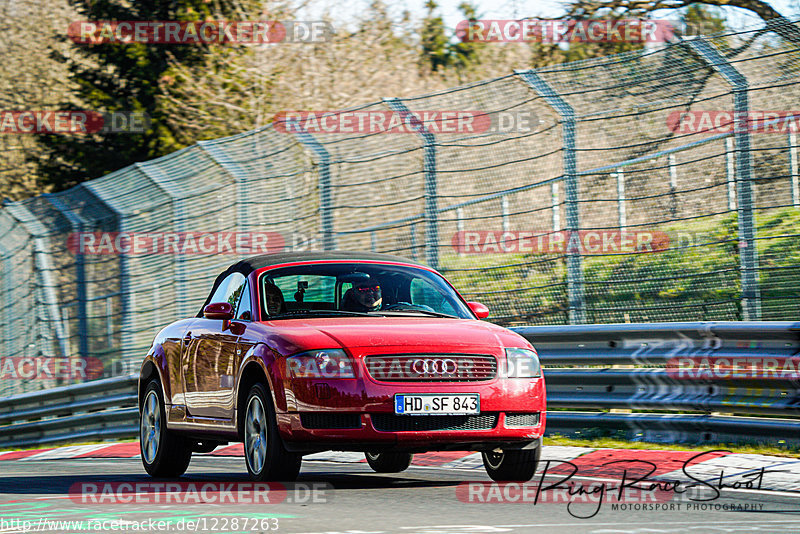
[34,0,243,191]
[545,434,800,456]
[441,208,800,325]
[419,1,483,73]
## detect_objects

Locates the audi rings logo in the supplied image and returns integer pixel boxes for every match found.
[412,358,458,375]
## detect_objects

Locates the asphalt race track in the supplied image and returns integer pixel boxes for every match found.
[2,445,800,533]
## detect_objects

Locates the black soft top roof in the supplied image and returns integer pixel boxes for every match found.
[238,250,422,272]
[199,251,424,315]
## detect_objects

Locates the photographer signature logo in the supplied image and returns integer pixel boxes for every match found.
[457,450,775,518]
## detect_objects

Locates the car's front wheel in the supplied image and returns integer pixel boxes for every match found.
[481,438,541,481]
[365,452,413,473]
[243,383,302,481]
[140,380,192,477]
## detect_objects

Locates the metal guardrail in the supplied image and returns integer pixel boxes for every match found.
[1,322,799,449]
[514,321,800,444]
[0,374,138,449]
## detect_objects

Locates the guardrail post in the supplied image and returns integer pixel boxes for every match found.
[689,39,761,320]
[43,194,89,365]
[291,131,335,251]
[515,70,585,323]
[385,98,439,270]
[615,169,627,230]
[790,126,799,207]
[2,201,69,358]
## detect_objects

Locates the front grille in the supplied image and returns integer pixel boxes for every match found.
[505,413,540,428]
[371,413,499,432]
[364,354,497,382]
[300,413,361,429]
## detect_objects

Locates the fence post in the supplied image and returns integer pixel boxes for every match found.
[616,169,627,230]
[43,194,89,364]
[197,140,249,229]
[456,207,464,257]
[410,222,418,260]
[668,154,679,217]
[0,240,12,370]
[516,69,585,323]
[551,182,560,232]
[725,138,737,211]
[106,297,113,345]
[80,183,132,365]
[790,126,799,207]
[135,163,192,318]
[501,195,510,232]
[384,97,439,270]
[689,39,761,320]
[2,201,69,358]
[291,131,335,251]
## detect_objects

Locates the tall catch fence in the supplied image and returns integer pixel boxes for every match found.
[1,22,799,396]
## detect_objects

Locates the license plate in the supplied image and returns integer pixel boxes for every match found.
[394,394,479,415]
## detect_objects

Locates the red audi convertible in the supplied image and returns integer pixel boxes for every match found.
[138,252,546,481]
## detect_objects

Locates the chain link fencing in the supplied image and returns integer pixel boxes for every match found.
[2,22,799,396]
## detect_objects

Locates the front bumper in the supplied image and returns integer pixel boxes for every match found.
[278,410,546,453]
[277,367,546,451]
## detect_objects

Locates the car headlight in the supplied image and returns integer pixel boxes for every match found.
[504,347,541,378]
[285,349,356,379]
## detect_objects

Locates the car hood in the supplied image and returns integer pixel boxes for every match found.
[255,316,530,355]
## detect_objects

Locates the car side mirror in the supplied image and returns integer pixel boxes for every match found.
[467,301,489,319]
[204,302,233,320]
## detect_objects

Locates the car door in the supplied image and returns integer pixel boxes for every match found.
[183,272,246,419]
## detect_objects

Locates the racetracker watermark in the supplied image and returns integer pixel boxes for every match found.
[452,230,670,255]
[0,356,103,380]
[67,231,323,255]
[667,356,800,380]
[68,20,333,44]
[273,110,540,134]
[68,481,330,505]
[451,229,744,255]
[455,19,674,43]
[0,111,148,134]
[667,110,800,134]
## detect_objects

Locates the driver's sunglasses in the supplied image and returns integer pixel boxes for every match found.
[356,285,381,293]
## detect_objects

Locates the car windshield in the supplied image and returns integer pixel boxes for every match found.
[259,262,473,319]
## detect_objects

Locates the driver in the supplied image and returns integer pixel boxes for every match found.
[264,282,285,316]
[342,278,382,312]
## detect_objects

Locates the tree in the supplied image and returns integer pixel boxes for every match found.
[420,0,451,71]
[33,0,247,193]
[420,1,485,75]
[0,0,76,201]
[563,0,800,43]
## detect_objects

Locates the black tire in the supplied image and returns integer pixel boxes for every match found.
[481,438,542,482]
[365,452,413,473]
[243,383,302,481]
[139,380,192,478]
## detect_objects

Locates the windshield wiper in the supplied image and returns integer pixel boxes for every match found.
[268,309,374,319]
[380,309,459,319]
